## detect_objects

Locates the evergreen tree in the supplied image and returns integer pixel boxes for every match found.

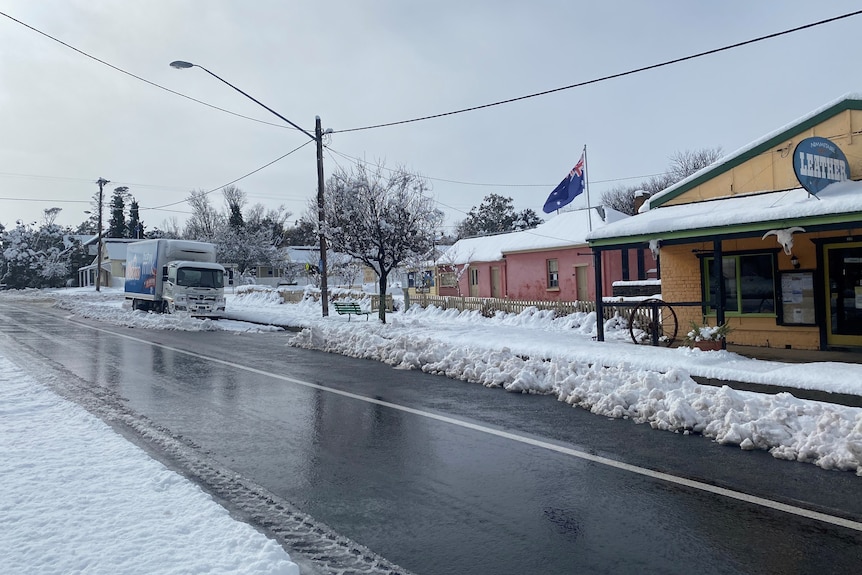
[223,185,246,229]
[455,194,543,239]
[127,200,144,239]
[283,217,318,246]
[108,187,129,238]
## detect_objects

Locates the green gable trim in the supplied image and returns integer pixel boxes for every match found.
[589,211,862,248]
[651,98,862,209]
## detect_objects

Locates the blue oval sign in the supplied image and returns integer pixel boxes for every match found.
[793,136,849,195]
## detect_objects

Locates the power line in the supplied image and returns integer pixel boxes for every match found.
[0,196,89,204]
[5,8,860,226]
[145,140,314,211]
[0,11,307,132]
[5,8,859,143]
[325,146,663,188]
[333,10,862,134]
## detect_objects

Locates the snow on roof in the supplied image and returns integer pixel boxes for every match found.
[646,92,862,210]
[103,238,141,260]
[588,180,862,243]
[443,207,623,264]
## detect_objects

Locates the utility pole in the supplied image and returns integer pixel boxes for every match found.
[169,61,331,317]
[316,116,329,316]
[95,177,109,292]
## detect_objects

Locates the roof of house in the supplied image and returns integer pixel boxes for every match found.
[442,207,627,265]
[646,93,862,210]
[103,239,140,260]
[588,180,862,247]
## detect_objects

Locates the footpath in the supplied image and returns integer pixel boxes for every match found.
[708,344,862,408]
[223,309,862,409]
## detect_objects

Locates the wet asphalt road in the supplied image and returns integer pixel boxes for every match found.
[1,301,861,575]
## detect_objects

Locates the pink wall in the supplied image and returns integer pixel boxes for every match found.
[438,246,656,301]
[505,248,603,300]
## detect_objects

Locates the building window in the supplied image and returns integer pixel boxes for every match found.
[440,272,456,287]
[547,259,559,289]
[470,268,479,286]
[422,270,434,288]
[703,253,775,314]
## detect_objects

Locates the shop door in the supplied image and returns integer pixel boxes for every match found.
[825,243,862,347]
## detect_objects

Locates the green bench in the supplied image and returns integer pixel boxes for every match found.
[333,301,371,321]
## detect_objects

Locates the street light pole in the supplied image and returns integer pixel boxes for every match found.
[169,60,329,316]
[95,177,108,292]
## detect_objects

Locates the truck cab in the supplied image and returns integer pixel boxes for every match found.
[163,261,226,317]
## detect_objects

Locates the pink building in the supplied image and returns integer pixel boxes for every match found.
[438,208,655,301]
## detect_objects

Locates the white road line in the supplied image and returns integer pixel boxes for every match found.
[16,312,862,533]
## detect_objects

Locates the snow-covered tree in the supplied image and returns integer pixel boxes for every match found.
[224,185,246,229]
[0,220,73,289]
[148,217,182,239]
[183,190,224,242]
[322,162,444,322]
[217,225,282,277]
[245,203,292,248]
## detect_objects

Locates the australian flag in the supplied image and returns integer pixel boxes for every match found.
[543,153,585,213]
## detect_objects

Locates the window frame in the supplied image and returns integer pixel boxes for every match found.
[547,258,559,290]
[439,271,457,288]
[700,251,778,317]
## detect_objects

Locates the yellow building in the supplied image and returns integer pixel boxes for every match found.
[589,93,862,351]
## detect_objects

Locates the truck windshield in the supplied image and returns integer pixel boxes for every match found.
[176,268,224,289]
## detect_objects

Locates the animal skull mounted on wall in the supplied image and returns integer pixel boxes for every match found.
[761,226,806,255]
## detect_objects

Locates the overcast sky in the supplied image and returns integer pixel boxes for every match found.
[1,1,861,235]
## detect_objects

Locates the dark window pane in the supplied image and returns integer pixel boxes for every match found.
[706,257,738,312]
[740,254,774,313]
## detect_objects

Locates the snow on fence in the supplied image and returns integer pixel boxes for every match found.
[411,293,631,320]
[274,287,634,320]
[277,288,395,311]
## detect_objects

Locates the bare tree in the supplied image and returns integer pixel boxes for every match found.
[667,147,724,182]
[162,216,183,239]
[602,147,723,215]
[184,190,224,241]
[41,207,62,227]
[323,161,444,322]
[438,246,474,296]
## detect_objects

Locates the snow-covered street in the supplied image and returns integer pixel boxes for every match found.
[0,342,300,575]
[1,286,861,574]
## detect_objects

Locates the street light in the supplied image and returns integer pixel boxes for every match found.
[169,60,330,316]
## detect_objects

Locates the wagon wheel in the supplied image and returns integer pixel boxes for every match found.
[628,298,678,346]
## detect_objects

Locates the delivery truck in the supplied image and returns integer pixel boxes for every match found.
[124,239,226,317]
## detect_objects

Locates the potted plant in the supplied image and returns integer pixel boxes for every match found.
[683,321,732,351]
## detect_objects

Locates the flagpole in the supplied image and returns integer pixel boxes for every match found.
[583,145,592,231]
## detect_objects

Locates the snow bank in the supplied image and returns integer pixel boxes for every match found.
[288,314,862,474]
